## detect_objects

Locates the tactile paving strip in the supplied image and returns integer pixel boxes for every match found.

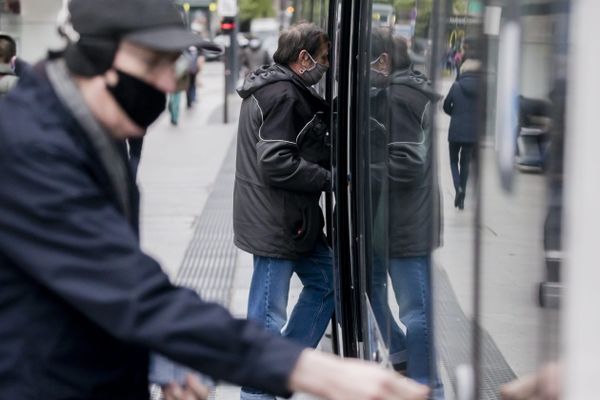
[151,140,237,400]
[175,140,237,305]
[434,265,517,399]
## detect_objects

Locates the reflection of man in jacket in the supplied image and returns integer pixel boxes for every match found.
[388,35,442,392]
[0,2,430,400]
[370,34,443,395]
[234,22,334,400]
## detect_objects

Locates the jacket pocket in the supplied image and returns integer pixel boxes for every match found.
[283,193,321,254]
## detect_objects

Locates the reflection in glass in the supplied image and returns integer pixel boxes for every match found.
[364,13,443,395]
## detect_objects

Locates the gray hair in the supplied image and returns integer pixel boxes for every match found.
[273,22,329,65]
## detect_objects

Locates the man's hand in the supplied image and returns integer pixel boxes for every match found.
[289,349,430,400]
[163,374,210,400]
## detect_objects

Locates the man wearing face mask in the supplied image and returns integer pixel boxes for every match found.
[234,22,334,400]
[0,2,433,400]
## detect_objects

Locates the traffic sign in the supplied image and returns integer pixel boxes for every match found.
[217,0,237,17]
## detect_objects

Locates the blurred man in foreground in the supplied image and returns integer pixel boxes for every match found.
[0,1,428,400]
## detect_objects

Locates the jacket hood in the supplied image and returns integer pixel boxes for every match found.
[390,67,441,101]
[457,72,480,97]
[237,64,306,99]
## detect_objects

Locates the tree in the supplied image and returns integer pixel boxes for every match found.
[239,0,276,22]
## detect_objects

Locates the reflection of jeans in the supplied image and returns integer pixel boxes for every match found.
[240,240,334,400]
[371,257,407,365]
[372,256,443,395]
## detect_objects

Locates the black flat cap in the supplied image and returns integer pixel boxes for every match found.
[69,0,220,52]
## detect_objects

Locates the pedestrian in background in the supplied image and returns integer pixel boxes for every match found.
[443,37,481,210]
[234,22,335,400]
[168,53,191,125]
[185,46,203,108]
[241,37,272,75]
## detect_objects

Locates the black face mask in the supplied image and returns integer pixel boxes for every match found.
[106,70,167,128]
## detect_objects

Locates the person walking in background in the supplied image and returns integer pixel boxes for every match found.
[0,34,18,97]
[185,46,203,108]
[241,37,272,76]
[443,37,481,210]
[234,22,335,400]
[168,53,191,126]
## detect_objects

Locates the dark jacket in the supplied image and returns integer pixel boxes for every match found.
[443,63,480,143]
[388,68,441,257]
[234,64,331,259]
[0,62,304,400]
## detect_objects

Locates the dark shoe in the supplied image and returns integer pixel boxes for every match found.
[457,188,465,210]
[454,187,464,208]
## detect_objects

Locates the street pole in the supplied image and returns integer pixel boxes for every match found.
[224,43,229,123]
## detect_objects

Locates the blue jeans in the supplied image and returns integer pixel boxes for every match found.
[372,256,443,395]
[240,240,334,400]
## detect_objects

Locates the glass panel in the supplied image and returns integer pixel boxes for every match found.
[358,0,443,396]
[432,1,482,399]
[475,1,566,398]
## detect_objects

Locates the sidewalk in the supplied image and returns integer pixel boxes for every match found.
[139,61,237,279]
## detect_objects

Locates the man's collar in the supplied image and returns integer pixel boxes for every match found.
[0,63,15,75]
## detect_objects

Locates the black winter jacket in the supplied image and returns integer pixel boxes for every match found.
[234,64,331,259]
[388,68,441,257]
[443,68,480,143]
[0,61,304,400]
